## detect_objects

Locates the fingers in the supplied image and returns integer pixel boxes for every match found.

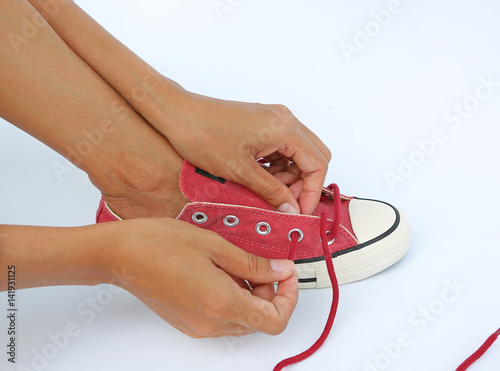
[209,239,295,284]
[288,180,303,201]
[264,152,290,174]
[270,269,299,330]
[207,240,298,335]
[229,274,252,291]
[296,120,332,163]
[248,282,276,302]
[270,106,330,214]
[126,220,298,339]
[265,153,302,186]
[272,171,301,186]
[270,104,331,164]
[233,270,299,335]
[297,167,326,215]
[235,160,301,214]
[163,308,256,338]
[255,107,328,214]
[275,135,328,215]
[223,103,329,214]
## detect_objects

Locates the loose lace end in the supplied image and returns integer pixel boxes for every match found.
[274,184,341,370]
[456,327,500,371]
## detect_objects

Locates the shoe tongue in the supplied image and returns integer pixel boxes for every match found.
[179,162,273,210]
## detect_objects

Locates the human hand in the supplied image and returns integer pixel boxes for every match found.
[154,86,331,215]
[20,0,329,215]
[105,218,298,337]
[77,103,189,220]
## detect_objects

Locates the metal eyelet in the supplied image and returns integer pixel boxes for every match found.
[223,215,239,227]
[255,222,271,236]
[326,231,335,245]
[288,228,304,242]
[192,212,208,224]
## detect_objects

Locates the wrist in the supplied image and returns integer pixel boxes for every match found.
[85,141,186,219]
[139,73,189,132]
[99,218,191,294]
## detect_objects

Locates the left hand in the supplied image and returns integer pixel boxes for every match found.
[154,86,332,215]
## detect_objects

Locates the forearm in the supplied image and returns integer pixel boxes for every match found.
[0,0,186,218]
[0,224,111,291]
[26,0,185,129]
[0,0,145,176]
[23,0,329,215]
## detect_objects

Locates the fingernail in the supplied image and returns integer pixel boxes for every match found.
[270,259,294,273]
[278,202,298,214]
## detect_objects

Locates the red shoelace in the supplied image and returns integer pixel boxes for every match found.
[456,327,500,370]
[274,184,341,370]
[273,183,500,370]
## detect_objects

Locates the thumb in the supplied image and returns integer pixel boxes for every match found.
[235,161,300,214]
[210,240,295,284]
[209,238,298,335]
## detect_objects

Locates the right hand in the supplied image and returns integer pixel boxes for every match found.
[104,218,298,337]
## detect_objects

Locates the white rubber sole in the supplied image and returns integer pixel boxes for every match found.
[295,208,412,289]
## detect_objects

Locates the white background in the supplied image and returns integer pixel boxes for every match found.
[1,0,500,370]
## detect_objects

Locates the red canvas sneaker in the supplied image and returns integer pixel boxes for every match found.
[97,161,411,288]
[97,160,412,369]
[96,163,500,370]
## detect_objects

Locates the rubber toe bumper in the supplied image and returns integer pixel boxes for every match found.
[296,198,412,289]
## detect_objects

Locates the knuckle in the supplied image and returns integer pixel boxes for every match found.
[260,182,286,204]
[194,321,218,338]
[309,155,329,174]
[246,253,262,277]
[208,295,228,314]
[186,331,203,339]
[264,105,295,131]
[267,319,288,336]
[203,292,235,321]
[273,114,294,128]
[271,104,291,115]
[319,155,329,169]
[324,147,333,162]
[225,162,248,183]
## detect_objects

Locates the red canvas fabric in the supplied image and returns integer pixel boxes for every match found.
[176,161,357,260]
[179,161,355,236]
[176,202,356,260]
[95,161,357,369]
[96,197,118,223]
[97,162,360,263]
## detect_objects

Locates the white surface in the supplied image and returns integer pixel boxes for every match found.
[1,0,500,370]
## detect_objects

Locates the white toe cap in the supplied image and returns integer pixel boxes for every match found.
[349,198,398,244]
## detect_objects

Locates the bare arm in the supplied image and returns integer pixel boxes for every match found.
[0,220,298,337]
[0,224,109,290]
[0,0,298,337]
[26,0,332,215]
[0,0,187,219]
